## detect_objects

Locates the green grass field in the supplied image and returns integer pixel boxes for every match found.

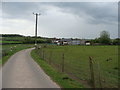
[36,45,118,88]
[1,44,34,66]
[1,37,24,44]
[0,41,21,44]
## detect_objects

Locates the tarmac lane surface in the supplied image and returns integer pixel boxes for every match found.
[2,48,60,88]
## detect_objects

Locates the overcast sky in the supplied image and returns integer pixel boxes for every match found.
[0,1,118,39]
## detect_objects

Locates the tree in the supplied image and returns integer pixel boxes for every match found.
[46,39,52,43]
[113,38,120,45]
[99,31,111,44]
[22,37,35,44]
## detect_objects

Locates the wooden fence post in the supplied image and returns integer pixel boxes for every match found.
[62,53,64,72]
[89,56,95,88]
[49,51,52,64]
[40,49,42,57]
[39,49,41,57]
[97,61,102,88]
[38,49,40,58]
[42,50,44,60]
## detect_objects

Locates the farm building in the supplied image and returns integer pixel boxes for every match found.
[51,38,60,44]
[71,40,80,45]
[85,41,91,45]
[80,39,85,45]
[52,38,90,45]
[53,38,81,45]
[59,39,71,45]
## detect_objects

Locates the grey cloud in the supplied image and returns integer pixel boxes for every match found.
[1,2,118,39]
[2,2,41,20]
[2,2,118,24]
[50,2,118,25]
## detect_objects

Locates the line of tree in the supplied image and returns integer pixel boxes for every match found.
[22,37,52,44]
[112,38,120,45]
[1,34,23,37]
[90,31,120,45]
[1,34,52,44]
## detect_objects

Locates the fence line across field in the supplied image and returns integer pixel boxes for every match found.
[36,45,118,88]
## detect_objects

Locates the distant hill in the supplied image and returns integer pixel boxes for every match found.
[1,34,52,44]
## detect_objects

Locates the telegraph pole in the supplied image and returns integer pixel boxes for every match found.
[33,13,41,47]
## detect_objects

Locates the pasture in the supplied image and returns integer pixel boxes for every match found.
[1,44,34,65]
[0,41,21,44]
[1,37,23,44]
[36,45,118,88]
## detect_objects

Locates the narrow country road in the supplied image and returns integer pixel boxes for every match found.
[2,48,60,88]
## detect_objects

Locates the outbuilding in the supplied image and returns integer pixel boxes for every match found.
[85,41,91,45]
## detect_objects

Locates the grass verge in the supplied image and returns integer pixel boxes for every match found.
[1,44,34,66]
[31,49,84,88]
